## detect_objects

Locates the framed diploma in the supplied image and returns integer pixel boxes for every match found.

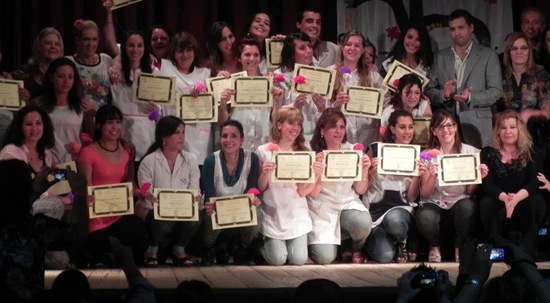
[271,151,316,183]
[265,38,284,68]
[211,194,258,230]
[132,73,176,104]
[382,60,430,92]
[377,143,420,176]
[437,153,482,186]
[322,150,363,182]
[291,64,336,98]
[0,79,24,111]
[342,86,384,119]
[153,188,199,221]
[88,182,134,219]
[206,71,247,104]
[176,93,218,123]
[232,77,273,107]
[414,118,431,146]
[112,0,143,10]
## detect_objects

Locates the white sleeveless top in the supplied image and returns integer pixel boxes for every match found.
[213,150,252,196]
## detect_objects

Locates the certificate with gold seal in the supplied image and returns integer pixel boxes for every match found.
[206,71,247,104]
[437,153,481,186]
[322,150,363,182]
[112,0,143,10]
[271,151,316,183]
[211,194,258,230]
[232,77,273,107]
[382,60,429,92]
[88,182,134,218]
[377,143,420,176]
[414,118,431,146]
[0,79,24,111]
[153,188,199,221]
[342,86,384,118]
[132,73,176,104]
[291,64,336,98]
[265,38,284,68]
[176,93,217,123]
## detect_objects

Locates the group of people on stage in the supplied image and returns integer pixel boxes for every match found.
[1,2,550,280]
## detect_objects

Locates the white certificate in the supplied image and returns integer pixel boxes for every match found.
[176,93,217,123]
[112,0,143,10]
[265,38,284,68]
[232,77,273,107]
[271,151,316,183]
[0,79,24,111]
[382,60,430,92]
[342,86,384,119]
[377,143,420,176]
[291,64,336,98]
[153,188,199,221]
[132,73,176,104]
[206,71,247,104]
[88,182,134,218]
[322,150,363,182]
[437,153,482,186]
[414,118,431,146]
[211,194,258,230]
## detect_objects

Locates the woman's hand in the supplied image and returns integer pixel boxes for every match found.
[311,93,326,112]
[252,196,262,207]
[293,93,307,109]
[220,88,235,108]
[86,194,95,208]
[427,163,438,177]
[204,201,215,216]
[333,91,349,108]
[480,163,489,179]
[146,101,159,113]
[538,173,550,191]
[18,88,30,102]
[102,0,113,10]
[81,99,99,115]
[417,160,428,176]
[271,86,284,103]
[369,157,379,177]
[360,154,371,173]
[261,161,276,176]
[505,193,520,218]
[217,70,231,78]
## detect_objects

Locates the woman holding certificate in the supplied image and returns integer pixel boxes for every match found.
[363,110,427,263]
[138,116,201,267]
[479,110,545,258]
[201,120,261,265]
[417,110,488,265]
[274,32,329,145]
[307,108,372,264]
[331,30,386,147]
[380,74,432,127]
[78,105,146,266]
[256,107,322,265]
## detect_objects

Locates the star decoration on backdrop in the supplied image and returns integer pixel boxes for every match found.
[386,26,400,41]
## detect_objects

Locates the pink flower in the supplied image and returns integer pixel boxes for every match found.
[140,183,152,195]
[73,19,84,28]
[80,133,93,146]
[293,75,306,85]
[71,142,82,154]
[266,142,279,152]
[353,143,364,151]
[379,126,386,138]
[195,81,207,93]
[247,188,260,195]
[428,149,441,157]
[273,74,286,82]
[148,110,161,121]
[392,78,400,88]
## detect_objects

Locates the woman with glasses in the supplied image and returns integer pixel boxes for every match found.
[417,110,488,266]
[496,32,550,121]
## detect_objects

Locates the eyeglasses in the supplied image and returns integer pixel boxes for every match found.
[434,123,456,131]
[510,46,529,52]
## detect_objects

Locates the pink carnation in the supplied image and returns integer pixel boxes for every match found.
[392,78,400,88]
[247,188,260,195]
[140,182,152,195]
[428,149,441,157]
[293,75,306,85]
[266,142,279,152]
[379,126,386,138]
[80,133,93,146]
[73,19,84,28]
[273,74,286,82]
[195,81,207,93]
[353,143,365,151]
[71,142,82,154]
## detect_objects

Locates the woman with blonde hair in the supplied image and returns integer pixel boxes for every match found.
[479,109,545,258]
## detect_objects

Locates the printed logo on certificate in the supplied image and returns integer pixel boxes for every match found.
[153,189,199,221]
[414,118,431,146]
[132,73,176,104]
[322,150,363,182]
[382,60,429,92]
[265,38,284,68]
[271,151,316,183]
[88,183,134,218]
[437,153,482,186]
[176,93,218,123]
[232,77,273,107]
[0,79,24,111]
[291,64,336,98]
[206,71,247,105]
[342,86,384,119]
[377,143,420,176]
[211,194,258,230]
[112,0,142,10]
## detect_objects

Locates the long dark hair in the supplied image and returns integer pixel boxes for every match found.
[243,11,274,57]
[427,110,462,153]
[2,105,55,160]
[279,32,311,72]
[385,23,433,70]
[144,115,185,157]
[41,57,83,114]
[384,110,414,143]
[206,21,239,71]
[310,108,347,153]
[388,73,423,109]
[121,30,152,86]
[94,105,123,141]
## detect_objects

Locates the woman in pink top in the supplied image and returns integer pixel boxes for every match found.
[77,105,146,266]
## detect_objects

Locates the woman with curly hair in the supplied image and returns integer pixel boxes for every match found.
[381,23,433,76]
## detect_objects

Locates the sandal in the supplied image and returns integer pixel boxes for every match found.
[428,247,442,263]
[145,256,158,267]
[172,255,198,267]
[395,243,408,263]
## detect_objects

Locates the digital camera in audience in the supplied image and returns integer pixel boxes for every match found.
[412,272,439,289]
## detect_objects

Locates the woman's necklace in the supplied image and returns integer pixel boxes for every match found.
[98,140,119,152]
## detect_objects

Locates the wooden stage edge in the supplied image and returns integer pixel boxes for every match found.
[45,261,550,290]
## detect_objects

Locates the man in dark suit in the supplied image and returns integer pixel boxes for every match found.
[521,7,546,64]
[426,9,503,147]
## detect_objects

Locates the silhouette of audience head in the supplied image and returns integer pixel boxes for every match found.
[291,278,344,303]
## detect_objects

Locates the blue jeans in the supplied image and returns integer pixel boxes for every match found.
[366,208,412,263]
[261,234,308,265]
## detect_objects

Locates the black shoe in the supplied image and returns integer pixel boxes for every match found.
[201,245,216,266]
[234,244,254,265]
